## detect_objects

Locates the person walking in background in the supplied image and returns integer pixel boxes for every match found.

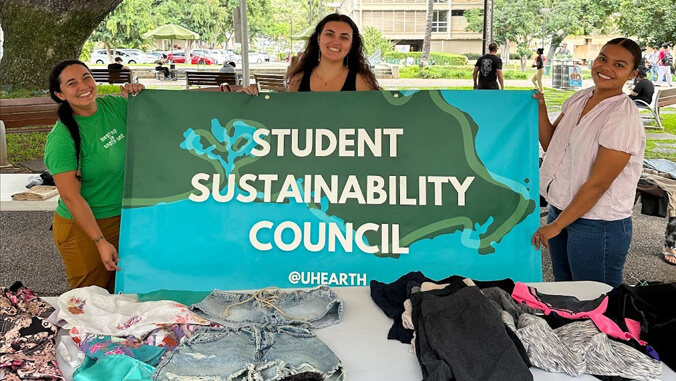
[531,48,545,93]
[656,43,673,87]
[649,46,660,81]
[45,60,145,293]
[473,42,504,90]
[532,38,645,287]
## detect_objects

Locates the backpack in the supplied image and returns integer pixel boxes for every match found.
[664,51,673,66]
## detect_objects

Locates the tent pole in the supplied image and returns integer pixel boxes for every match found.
[240,0,250,87]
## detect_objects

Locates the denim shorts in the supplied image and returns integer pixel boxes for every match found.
[192,286,343,329]
[152,326,345,380]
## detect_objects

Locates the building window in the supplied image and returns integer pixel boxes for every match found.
[434,0,448,3]
[451,9,464,16]
[432,10,448,32]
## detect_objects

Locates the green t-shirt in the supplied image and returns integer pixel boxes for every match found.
[45,96,128,220]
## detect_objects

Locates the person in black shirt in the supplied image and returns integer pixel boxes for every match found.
[155,57,170,79]
[107,57,128,70]
[473,42,504,90]
[629,70,655,105]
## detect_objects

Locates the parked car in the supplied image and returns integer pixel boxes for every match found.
[118,49,156,63]
[145,52,166,61]
[191,49,220,64]
[235,52,267,65]
[190,53,215,65]
[167,52,186,63]
[208,49,229,64]
[91,50,145,64]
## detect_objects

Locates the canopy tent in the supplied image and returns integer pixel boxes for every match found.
[142,24,200,56]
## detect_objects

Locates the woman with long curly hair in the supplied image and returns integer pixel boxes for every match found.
[243,13,379,94]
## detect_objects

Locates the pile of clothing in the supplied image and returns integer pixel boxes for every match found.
[3,283,346,381]
[371,272,676,381]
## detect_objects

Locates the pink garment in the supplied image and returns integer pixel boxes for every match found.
[511,282,646,345]
[540,86,645,220]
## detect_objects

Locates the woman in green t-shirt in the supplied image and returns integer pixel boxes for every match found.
[45,60,144,293]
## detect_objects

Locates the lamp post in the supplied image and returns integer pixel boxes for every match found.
[539,7,550,50]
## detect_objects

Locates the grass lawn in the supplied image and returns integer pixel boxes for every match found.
[4,86,674,166]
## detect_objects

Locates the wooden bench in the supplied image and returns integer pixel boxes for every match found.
[90,69,135,84]
[634,87,676,130]
[185,71,237,90]
[0,97,58,133]
[254,73,286,92]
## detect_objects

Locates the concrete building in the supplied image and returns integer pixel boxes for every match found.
[341,0,484,54]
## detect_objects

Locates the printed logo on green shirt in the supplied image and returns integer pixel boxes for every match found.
[101,128,125,149]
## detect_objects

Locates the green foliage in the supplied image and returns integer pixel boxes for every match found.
[97,85,123,94]
[465,0,621,63]
[0,88,46,99]
[90,0,155,50]
[0,85,119,99]
[383,52,466,66]
[502,71,529,79]
[79,42,95,62]
[362,26,394,57]
[398,65,530,79]
[618,0,676,46]
[6,131,49,164]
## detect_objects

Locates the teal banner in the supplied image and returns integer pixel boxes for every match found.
[117,90,541,293]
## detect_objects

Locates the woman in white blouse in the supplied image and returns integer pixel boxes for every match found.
[532,38,645,287]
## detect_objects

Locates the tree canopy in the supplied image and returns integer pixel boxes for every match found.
[617,0,676,46]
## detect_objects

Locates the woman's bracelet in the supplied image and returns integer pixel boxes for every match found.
[93,235,106,243]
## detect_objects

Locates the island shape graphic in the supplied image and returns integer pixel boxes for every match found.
[142,90,536,255]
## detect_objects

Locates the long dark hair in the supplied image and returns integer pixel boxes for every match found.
[288,13,380,90]
[49,59,91,181]
[603,38,642,70]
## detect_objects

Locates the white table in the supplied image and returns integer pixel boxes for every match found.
[46,282,676,380]
[0,173,59,211]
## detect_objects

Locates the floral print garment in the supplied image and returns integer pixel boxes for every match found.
[0,282,63,381]
[57,286,210,338]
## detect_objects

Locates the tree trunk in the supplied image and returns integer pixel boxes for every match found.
[0,0,123,90]
[419,0,433,69]
[502,41,510,65]
[520,55,527,72]
[104,41,112,62]
[547,34,567,64]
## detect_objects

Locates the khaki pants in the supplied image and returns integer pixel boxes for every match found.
[532,68,545,92]
[52,213,120,293]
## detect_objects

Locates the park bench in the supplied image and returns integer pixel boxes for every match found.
[0,97,58,133]
[90,69,136,84]
[634,87,676,130]
[254,73,286,92]
[185,71,237,90]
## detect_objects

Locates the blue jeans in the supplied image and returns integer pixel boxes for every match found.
[547,206,632,287]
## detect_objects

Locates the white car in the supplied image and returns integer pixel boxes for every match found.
[91,50,145,64]
[117,49,156,64]
[235,52,267,65]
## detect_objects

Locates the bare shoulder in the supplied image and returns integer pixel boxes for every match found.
[355,73,377,91]
[287,72,304,92]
